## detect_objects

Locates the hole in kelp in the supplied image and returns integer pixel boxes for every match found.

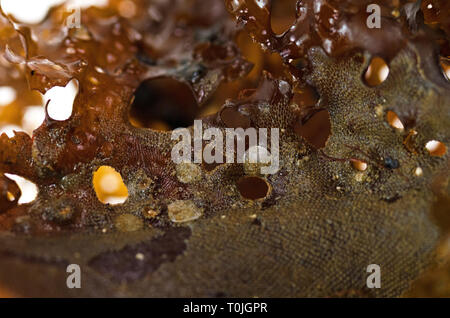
[352,160,368,171]
[237,176,270,200]
[425,140,447,157]
[93,166,128,205]
[3,173,38,204]
[386,110,404,130]
[129,77,199,131]
[44,79,79,121]
[364,57,389,87]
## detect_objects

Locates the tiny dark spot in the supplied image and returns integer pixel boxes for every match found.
[136,52,156,66]
[190,64,206,84]
[291,57,308,70]
[383,194,401,203]
[251,216,263,226]
[71,135,81,145]
[262,194,277,209]
[384,157,399,169]
[214,291,227,298]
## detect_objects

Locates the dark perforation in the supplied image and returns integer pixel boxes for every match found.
[129,77,199,131]
[237,176,269,200]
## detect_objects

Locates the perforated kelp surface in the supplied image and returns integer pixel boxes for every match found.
[0,0,449,297]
